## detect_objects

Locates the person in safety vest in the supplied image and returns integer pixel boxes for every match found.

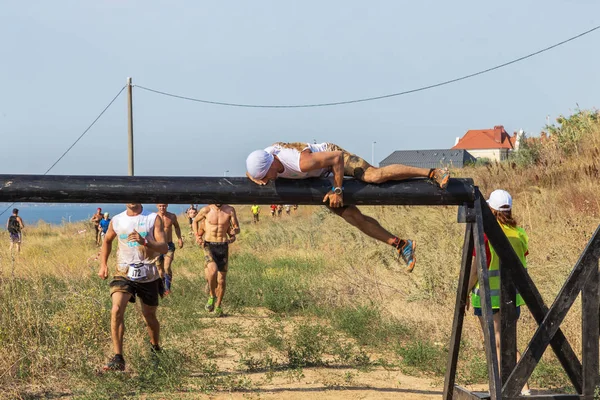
[467,189,530,396]
[246,142,451,271]
[98,204,168,372]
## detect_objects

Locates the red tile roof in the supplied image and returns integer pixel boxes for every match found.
[452,125,516,150]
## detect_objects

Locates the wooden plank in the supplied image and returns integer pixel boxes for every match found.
[581,259,600,396]
[500,259,517,385]
[503,395,584,400]
[453,385,490,400]
[501,224,600,397]
[473,196,502,400]
[443,223,475,400]
[480,200,583,393]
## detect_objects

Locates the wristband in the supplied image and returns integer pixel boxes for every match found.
[331,186,343,195]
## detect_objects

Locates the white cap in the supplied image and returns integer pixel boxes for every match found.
[246,150,274,180]
[487,189,512,211]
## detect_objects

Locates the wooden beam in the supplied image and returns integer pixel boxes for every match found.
[500,259,518,386]
[443,223,475,400]
[480,200,583,393]
[0,175,476,205]
[474,195,502,400]
[453,385,490,400]
[502,225,600,397]
[581,259,599,397]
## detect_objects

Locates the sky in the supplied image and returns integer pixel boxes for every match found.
[1,1,599,177]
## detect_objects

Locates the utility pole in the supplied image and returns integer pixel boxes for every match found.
[127,77,134,176]
[371,141,376,166]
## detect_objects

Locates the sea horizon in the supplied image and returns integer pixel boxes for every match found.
[0,203,197,227]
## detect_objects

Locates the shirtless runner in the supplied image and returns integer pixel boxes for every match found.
[192,204,240,317]
[246,142,451,272]
[156,204,184,295]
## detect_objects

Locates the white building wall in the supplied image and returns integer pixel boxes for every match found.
[466,149,510,161]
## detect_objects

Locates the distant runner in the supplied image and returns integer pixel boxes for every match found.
[99,212,111,241]
[284,205,291,216]
[246,142,451,271]
[90,208,103,246]
[193,204,240,317]
[270,204,277,219]
[156,204,184,295]
[6,208,24,255]
[251,204,260,224]
[186,205,198,236]
[98,203,168,372]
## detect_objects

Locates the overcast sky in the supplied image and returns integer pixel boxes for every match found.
[1,1,599,177]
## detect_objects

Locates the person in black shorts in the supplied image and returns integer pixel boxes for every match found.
[97,204,168,372]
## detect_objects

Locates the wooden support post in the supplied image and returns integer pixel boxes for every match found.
[502,225,600,397]
[443,222,474,400]
[500,259,517,386]
[480,200,584,394]
[473,194,501,400]
[581,259,599,398]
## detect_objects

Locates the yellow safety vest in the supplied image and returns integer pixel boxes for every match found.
[471,224,528,309]
[251,205,260,214]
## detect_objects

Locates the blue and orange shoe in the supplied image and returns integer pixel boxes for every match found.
[396,239,416,272]
[429,168,450,189]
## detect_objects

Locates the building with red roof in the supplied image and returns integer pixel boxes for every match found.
[451,125,521,161]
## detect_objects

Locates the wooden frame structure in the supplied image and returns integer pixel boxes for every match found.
[446,190,599,400]
[1,175,598,399]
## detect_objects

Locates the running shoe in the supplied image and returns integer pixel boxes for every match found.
[214,306,224,318]
[102,354,125,372]
[396,239,416,272]
[205,296,215,312]
[429,168,450,189]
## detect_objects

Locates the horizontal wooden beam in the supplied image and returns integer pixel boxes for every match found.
[0,175,476,206]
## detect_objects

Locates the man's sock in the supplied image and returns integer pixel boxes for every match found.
[392,237,407,249]
[165,274,172,291]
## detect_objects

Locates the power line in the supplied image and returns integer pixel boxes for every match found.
[135,24,600,108]
[0,85,127,219]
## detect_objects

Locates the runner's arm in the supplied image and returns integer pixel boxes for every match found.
[18,217,24,229]
[172,214,184,248]
[98,221,116,279]
[299,151,344,190]
[192,207,208,236]
[229,208,240,235]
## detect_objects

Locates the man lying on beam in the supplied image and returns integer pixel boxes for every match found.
[245,142,450,272]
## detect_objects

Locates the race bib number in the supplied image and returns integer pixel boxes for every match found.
[127,264,148,281]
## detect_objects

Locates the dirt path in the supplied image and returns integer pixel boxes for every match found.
[179,308,488,399]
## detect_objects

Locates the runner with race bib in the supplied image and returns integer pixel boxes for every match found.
[97,204,169,372]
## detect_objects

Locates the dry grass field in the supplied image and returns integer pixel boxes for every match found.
[0,110,599,399]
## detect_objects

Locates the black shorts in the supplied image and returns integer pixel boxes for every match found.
[110,277,164,306]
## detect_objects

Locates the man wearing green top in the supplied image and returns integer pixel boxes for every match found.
[251,204,260,224]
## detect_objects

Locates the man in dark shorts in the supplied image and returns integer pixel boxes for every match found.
[6,208,24,255]
[193,204,240,317]
[156,204,184,295]
[97,204,168,371]
[90,207,103,246]
[246,142,451,272]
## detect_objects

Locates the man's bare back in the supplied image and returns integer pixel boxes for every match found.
[194,204,240,244]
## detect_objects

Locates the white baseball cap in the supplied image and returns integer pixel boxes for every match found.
[487,189,512,211]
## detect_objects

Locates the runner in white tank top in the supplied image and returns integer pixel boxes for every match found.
[111,209,161,283]
[264,142,331,179]
[98,204,168,372]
